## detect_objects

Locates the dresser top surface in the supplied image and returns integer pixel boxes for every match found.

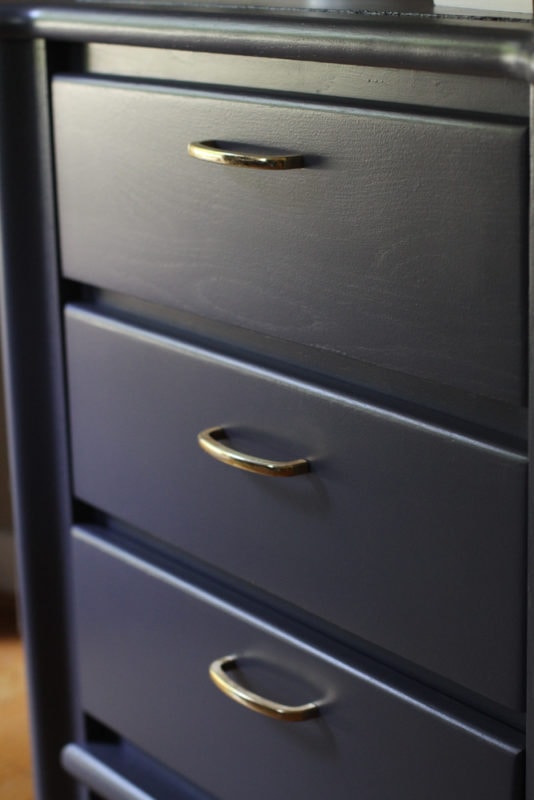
[3,0,532,15]
[0,0,528,84]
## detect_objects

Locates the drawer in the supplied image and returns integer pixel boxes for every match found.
[65,306,526,709]
[53,77,527,404]
[70,527,524,800]
[61,740,216,800]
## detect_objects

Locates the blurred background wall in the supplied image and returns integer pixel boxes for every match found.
[0,365,14,593]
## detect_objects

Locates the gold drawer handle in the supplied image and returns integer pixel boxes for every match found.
[188,140,304,170]
[197,426,309,477]
[209,655,319,722]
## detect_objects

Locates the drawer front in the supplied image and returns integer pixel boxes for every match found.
[53,78,526,404]
[65,306,526,709]
[71,528,524,800]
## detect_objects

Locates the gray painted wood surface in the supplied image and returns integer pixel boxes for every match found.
[65,306,527,709]
[71,527,525,800]
[85,45,528,118]
[0,39,80,800]
[53,77,527,404]
[62,742,214,800]
[0,12,529,800]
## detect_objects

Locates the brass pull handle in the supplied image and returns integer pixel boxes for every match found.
[209,655,319,722]
[188,140,304,170]
[197,426,309,477]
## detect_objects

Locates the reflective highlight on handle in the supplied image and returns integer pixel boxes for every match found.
[209,655,319,722]
[188,140,304,169]
[197,426,309,477]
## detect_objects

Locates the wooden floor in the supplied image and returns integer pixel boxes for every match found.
[0,593,33,800]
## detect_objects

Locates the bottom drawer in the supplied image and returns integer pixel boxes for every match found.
[71,527,524,800]
[61,741,213,800]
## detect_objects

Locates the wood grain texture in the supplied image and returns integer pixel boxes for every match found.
[53,78,527,404]
[65,306,527,710]
[0,594,33,800]
[71,528,525,800]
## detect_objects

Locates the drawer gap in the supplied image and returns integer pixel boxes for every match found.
[66,723,215,800]
[51,71,529,126]
[71,519,527,735]
[62,287,529,450]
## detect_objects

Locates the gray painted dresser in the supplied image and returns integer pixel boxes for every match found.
[0,2,532,798]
